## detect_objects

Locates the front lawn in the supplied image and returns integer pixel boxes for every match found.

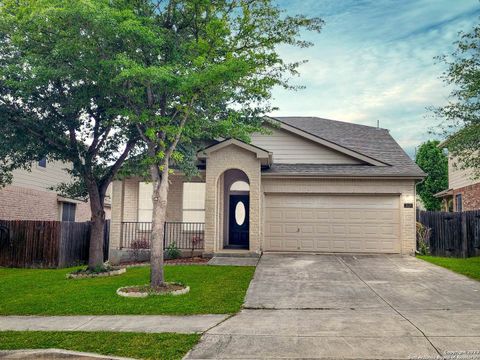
[0,331,199,360]
[0,265,255,315]
[417,256,480,281]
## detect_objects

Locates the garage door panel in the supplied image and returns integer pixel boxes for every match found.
[300,210,316,220]
[299,239,315,250]
[267,223,283,235]
[284,210,300,221]
[264,194,400,253]
[316,224,331,234]
[347,239,363,251]
[302,224,315,234]
[332,210,346,220]
[316,239,331,250]
[284,239,299,250]
[266,209,283,221]
[316,210,330,220]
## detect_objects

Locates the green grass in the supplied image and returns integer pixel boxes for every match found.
[0,331,199,360]
[0,265,255,315]
[417,256,480,281]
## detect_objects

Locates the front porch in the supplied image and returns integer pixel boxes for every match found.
[108,140,271,262]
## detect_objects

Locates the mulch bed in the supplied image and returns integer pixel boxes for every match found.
[67,267,126,279]
[116,282,190,297]
[166,257,209,265]
[122,257,209,267]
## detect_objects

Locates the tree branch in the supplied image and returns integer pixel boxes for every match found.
[100,136,139,194]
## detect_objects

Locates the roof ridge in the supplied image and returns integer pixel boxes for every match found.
[271,116,389,132]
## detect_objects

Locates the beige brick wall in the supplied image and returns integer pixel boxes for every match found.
[167,175,185,221]
[0,184,94,222]
[75,201,93,222]
[123,178,140,222]
[204,144,262,254]
[261,177,417,254]
[0,185,59,220]
[110,180,124,249]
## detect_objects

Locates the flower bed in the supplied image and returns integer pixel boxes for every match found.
[67,262,126,279]
[116,283,190,298]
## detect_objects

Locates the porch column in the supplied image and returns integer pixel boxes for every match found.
[109,180,124,251]
[204,163,218,254]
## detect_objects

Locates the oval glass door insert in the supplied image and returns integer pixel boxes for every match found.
[235,201,246,226]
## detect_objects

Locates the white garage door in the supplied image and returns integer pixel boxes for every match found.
[264,194,400,253]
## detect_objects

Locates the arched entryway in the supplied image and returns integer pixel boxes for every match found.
[222,169,250,249]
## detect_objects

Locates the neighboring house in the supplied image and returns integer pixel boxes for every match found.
[110,117,425,260]
[434,155,480,212]
[0,158,111,221]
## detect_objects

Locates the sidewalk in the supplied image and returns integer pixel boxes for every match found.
[0,315,228,334]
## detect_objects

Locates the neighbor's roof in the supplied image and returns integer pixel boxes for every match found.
[433,188,453,198]
[262,116,425,178]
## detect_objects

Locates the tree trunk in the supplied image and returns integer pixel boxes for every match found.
[150,163,170,288]
[87,182,106,270]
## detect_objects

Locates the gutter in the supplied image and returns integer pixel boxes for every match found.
[260,173,426,180]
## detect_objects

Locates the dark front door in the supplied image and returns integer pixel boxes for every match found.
[228,195,249,249]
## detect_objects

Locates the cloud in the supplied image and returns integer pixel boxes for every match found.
[271,0,479,157]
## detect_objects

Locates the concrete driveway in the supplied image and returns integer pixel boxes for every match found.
[186,253,480,359]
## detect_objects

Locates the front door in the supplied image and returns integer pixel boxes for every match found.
[228,195,249,249]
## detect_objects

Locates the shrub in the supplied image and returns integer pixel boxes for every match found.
[130,238,150,262]
[190,235,203,258]
[165,242,181,259]
[416,222,431,256]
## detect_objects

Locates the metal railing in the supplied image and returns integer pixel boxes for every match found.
[121,222,204,250]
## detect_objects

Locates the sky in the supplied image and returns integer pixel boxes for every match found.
[271,0,480,157]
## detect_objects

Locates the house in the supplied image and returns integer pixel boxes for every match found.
[0,158,111,221]
[434,155,480,212]
[109,116,425,260]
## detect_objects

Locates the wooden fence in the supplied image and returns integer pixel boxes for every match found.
[416,210,480,257]
[0,220,110,268]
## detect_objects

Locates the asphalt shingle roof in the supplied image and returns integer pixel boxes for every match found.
[262,116,425,178]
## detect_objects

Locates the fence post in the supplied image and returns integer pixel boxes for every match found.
[461,212,468,258]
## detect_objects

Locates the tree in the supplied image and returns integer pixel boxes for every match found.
[0,0,155,269]
[117,0,323,287]
[435,23,480,178]
[415,140,448,211]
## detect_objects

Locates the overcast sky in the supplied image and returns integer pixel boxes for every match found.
[271,0,480,157]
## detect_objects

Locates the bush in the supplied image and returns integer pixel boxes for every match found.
[130,238,150,262]
[165,242,181,259]
[416,222,431,256]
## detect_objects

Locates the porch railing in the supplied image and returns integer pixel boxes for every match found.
[121,222,204,250]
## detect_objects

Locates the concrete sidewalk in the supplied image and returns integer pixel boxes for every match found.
[0,315,228,334]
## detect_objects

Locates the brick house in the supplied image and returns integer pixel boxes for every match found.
[110,117,425,261]
[0,159,111,221]
[435,155,480,212]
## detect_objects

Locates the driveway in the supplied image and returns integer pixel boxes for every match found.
[186,253,480,359]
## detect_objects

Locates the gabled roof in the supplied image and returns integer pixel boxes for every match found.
[267,116,425,178]
[197,138,273,166]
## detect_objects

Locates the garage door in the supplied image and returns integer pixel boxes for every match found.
[264,194,400,253]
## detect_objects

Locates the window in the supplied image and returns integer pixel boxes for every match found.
[455,194,462,212]
[235,201,246,225]
[38,158,47,168]
[61,202,76,222]
[182,183,205,223]
[138,182,153,222]
[230,181,249,191]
